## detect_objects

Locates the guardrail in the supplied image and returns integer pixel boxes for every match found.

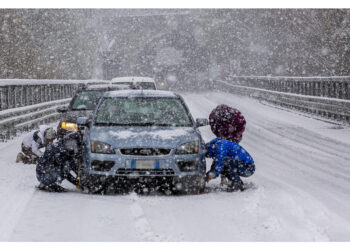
[0,79,109,111]
[214,76,350,124]
[0,79,109,140]
[0,98,71,141]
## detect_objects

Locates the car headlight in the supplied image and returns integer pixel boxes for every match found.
[61,122,78,132]
[175,141,199,154]
[91,141,115,154]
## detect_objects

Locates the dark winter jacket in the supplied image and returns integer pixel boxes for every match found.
[207,138,254,178]
[36,133,81,186]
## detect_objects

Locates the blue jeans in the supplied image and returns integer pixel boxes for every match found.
[221,158,255,184]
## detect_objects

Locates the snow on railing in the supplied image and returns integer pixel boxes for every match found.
[225,75,350,100]
[0,79,109,140]
[0,79,109,111]
[215,77,350,124]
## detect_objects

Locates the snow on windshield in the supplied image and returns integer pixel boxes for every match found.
[95,97,192,126]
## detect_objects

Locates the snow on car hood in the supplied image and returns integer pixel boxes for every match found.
[89,126,199,148]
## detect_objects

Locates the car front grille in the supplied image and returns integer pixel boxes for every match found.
[120,148,171,156]
[116,168,175,176]
[91,160,115,172]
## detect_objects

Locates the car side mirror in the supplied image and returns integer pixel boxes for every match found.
[56,106,68,113]
[77,117,90,127]
[196,118,209,127]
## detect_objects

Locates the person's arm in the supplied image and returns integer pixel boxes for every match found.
[31,140,43,157]
[206,141,228,179]
[62,160,79,185]
[211,141,228,177]
[206,139,217,158]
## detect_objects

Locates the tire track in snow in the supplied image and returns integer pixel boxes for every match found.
[183,92,350,240]
[0,138,38,241]
[0,124,57,241]
[0,186,38,241]
[245,123,350,192]
[128,192,168,241]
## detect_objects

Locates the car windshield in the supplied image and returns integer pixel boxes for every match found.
[135,82,156,90]
[95,97,193,127]
[71,91,103,110]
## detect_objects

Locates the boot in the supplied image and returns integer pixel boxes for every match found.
[220,176,231,186]
[16,152,24,163]
[38,183,67,192]
[227,179,245,192]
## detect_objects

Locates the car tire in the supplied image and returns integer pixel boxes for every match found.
[175,176,206,195]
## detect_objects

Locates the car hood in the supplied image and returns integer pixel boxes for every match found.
[61,110,94,123]
[89,126,200,148]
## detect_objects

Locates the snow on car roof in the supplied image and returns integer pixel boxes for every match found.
[85,84,120,90]
[111,76,155,83]
[103,90,178,98]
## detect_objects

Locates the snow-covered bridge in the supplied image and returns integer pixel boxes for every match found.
[1,77,349,141]
[0,80,350,241]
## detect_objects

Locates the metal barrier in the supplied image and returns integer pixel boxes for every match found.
[2,76,350,140]
[0,79,110,111]
[214,77,350,124]
[0,79,109,140]
[222,76,350,99]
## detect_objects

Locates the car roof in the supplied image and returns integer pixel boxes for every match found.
[103,90,178,98]
[85,84,120,90]
[111,76,155,83]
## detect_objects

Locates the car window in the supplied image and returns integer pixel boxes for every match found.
[135,82,156,90]
[95,97,192,127]
[71,91,103,110]
[112,82,132,86]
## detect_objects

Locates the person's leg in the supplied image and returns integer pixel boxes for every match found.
[237,162,255,178]
[222,158,243,183]
[222,158,256,191]
[36,166,66,192]
[21,144,39,164]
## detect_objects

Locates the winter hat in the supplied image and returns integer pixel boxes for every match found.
[209,104,246,143]
[44,128,56,141]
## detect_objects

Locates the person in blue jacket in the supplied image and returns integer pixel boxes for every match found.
[205,104,255,191]
[36,132,81,192]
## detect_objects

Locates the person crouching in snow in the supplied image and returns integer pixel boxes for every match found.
[16,125,56,164]
[36,132,81,192]
[205,104,255,191]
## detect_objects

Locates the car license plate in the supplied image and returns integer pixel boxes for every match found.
[134,160,156,169]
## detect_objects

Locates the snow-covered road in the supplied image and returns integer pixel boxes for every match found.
[1,91,350,241]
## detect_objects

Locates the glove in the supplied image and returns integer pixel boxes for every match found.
[205,143,210,158]
[205,172,216,182]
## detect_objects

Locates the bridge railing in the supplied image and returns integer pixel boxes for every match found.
[214,76,350,124]
[0,79,110,111]
[0,79,109,140]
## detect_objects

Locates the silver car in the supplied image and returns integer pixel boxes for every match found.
[77,90,208,194]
